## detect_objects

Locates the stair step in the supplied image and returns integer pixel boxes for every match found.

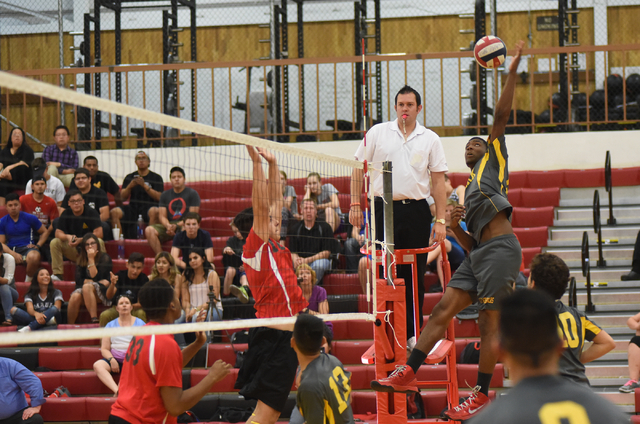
[550,225,640,242]
[544,246,634,262]
[559,186,640,207]
[569,266,631,282]
[555,205,640,223]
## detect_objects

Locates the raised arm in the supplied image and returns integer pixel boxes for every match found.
[349,167,364,228]
[490,40,525,141]
[261,148,283,216]
[247,145,269,243]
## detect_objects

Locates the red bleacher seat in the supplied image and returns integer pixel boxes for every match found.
[423,316,480,337]
[54,281,76,302]
[34,371,63,394]
[200,198,252,218]
[343,365,374,390]
[526,170,565,188]
[351,391,377,415]
[212,237,227,253]
[448,172,468,189]
[323,176,351,195]
[332,341,371,365]
[186,180,254,199]
[323,273,361,296]
[507,188,522,207]
[206,343,248,367]
[519,187,560,208]
[564,169,605,188]
[612,167,640,187]
[191,368,240,392]
[512,206,555,227]
[509,171,527,189]
[106,239,172,260]
[337,193,368,213]
[513,226,548,248]
[423,292,443,315]
[40,397,88,421]
[39,347,82,370]
[201,217,234,238]
[56,324,100,346]
[79,347,103,369]
[416,364,503,388]
[15,282,29,302]
[86,397,117,421]
[62,371,114,395]
[522,247,542,269]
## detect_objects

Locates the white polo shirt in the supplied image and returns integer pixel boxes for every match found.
[354,119,448,200]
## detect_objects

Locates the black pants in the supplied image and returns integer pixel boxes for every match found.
[632,230,640,273]
[0,409,43,424]
[374,197,431,339]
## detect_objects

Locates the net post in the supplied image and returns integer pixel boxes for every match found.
[381,161,394,283]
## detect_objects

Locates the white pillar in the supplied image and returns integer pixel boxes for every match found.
[594,0,608,89]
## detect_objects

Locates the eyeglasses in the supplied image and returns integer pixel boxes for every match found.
[74,176,89,181]
[85,241,97,247]
[68,199,83,204]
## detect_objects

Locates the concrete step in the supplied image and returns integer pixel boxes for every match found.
[560,186,640,207]
[571,279,640,289]
[550,225,640,243]
[544,246,634,262]
[555,205,640,226]
[569,266,632,283]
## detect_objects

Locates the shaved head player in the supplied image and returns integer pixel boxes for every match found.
[371,40,526,421]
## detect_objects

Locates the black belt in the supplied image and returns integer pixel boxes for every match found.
[374,197,425,205]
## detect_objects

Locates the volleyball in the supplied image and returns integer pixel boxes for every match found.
[473,35,507,69]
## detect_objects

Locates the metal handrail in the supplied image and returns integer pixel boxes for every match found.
[593,190,606,268]
[605,151,616,225]
[581,231,595,313]
[568,276,577,308]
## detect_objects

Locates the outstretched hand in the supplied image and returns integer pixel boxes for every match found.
[256,147,275,163]
[246,145,261,162]
[509,40,525,74]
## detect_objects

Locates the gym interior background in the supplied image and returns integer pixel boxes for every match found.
[1,0,640,148]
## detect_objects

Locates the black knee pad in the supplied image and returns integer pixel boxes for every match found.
[630,335,640,348]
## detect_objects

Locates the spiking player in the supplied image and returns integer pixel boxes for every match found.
[370,40,526,421]
[234,146,307,424]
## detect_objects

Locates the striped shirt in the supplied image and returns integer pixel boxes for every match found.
[42,144,79,172]
[242,229,307,318]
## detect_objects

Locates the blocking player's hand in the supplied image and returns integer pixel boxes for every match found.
[449,205,465,229]
[349,205,363,228]
[509,40,525,74]
[256,147,276,163]
[208,359,232,384]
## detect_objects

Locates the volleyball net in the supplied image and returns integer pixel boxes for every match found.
[0,70,387,347]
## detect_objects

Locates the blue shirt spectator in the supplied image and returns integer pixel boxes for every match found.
[0,356,46,421]
[0,211,43,249]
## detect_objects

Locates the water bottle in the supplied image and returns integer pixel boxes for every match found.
[118,234,125,259]
[137,214,145,239]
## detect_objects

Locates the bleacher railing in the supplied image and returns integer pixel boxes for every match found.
[604,150,616,225]
[3,43,640,148]
[581,231,596,313]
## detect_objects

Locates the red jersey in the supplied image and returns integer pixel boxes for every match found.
[19,194,59,227]
[110,322,183,424]
[242,229,307,318]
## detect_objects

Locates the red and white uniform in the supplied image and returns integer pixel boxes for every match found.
[110,322,183,424]
[242,229,307,318]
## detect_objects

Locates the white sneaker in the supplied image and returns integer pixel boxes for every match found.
[18,326,31,333]
[25,276,32,283]
[51,275,62,282]
[47,316,57,326]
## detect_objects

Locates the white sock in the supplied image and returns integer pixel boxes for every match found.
[25,275,32,283]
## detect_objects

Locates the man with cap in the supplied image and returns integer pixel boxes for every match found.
[0,193,47,283]
[20,173,59,263]
[25,158,65,212]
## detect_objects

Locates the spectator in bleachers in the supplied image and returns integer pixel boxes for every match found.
[344,210,369,274]
[427,199,468,288]
[529,253,615,386]
[0,247,17,326]
[20,175,58,263]
[145,166,200,255]
[0,356,46,424]
[42,125,77,188]
[61,168,111,240]
[150,252,183,293]
[296,264,329,316]
[0,128,34,206]
[170,212,214,270]
[25,158,65,210]
[51,190,104,282]
[99,252,148,326]
[93,294,145,396]
[619,312,640,392]
[0,193,47,283]
[304,172,343,233]
[280,170,299,242]
[288,198,335,285]
[67,233,113,324]
[11,268,62,333]
[181,248,222,323]
[111,151,164,239]
[222,221,249,304]
[444,174,465,205]
[69,156,122,206]
[621,230,640,281]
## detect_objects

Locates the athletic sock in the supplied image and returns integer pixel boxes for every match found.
[25,275,32,283]
[407,348,428,374]
[476,371,493,396]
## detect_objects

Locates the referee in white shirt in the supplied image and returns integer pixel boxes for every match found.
[350,85,448,343]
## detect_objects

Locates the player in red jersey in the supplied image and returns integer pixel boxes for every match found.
[234,146,307,424]
[109,279,231,424]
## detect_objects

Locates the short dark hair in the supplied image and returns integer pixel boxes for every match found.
[5,193,20,204]
[83,156,98,165]
[74,168,90,179]
[183,212,201,224]
[293,314,325,356]
[67,189,83,200]
[301,198,318,208]
[530,253,570,300]
[32,157,46,170]
[170,166,185,178]
[500,289,560,367]
[138,279,175,320]
[233,207,254,240]
[53,125,70,136]
[128,252,145,265]
[395,85,422,107]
